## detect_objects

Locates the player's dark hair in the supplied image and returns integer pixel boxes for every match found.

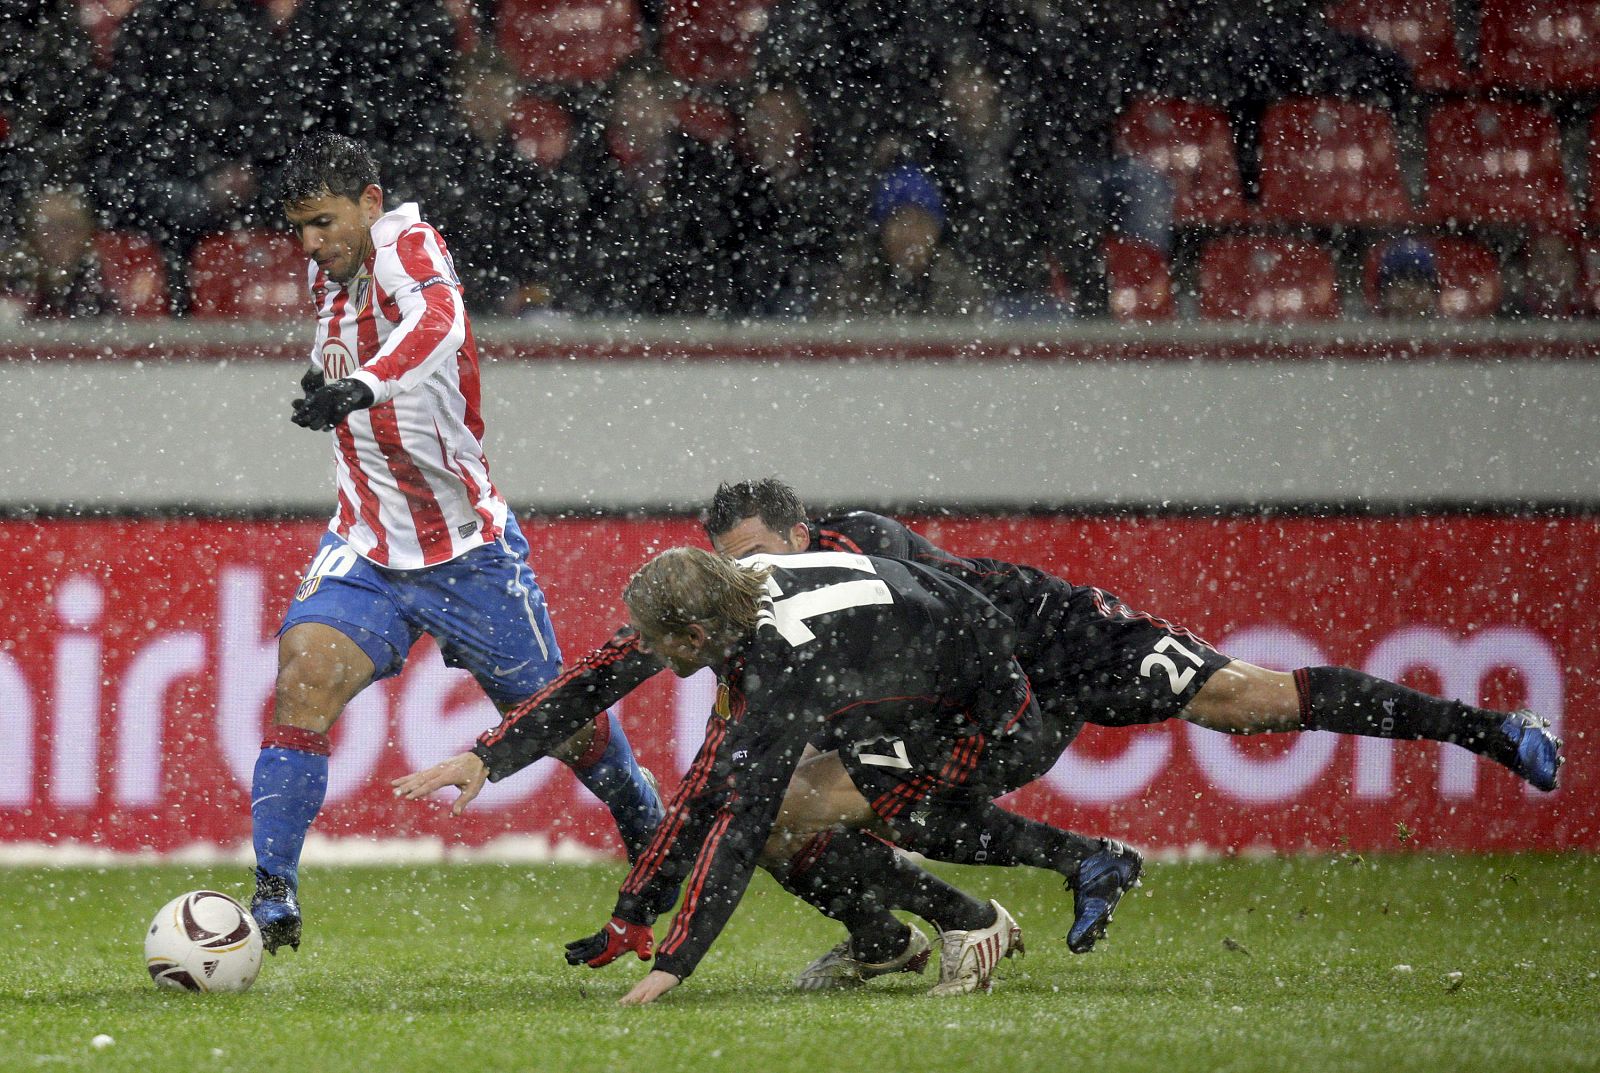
[703,478,806,539]
[276,133,380,207]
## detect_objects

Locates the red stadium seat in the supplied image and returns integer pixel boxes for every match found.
[1362,237,1502,318]
[1258,98,1411,225]
[1425,101,1576,227]
[660,0,774,84]
[93,231,169,318]
[1581,237,1600,316]
[496,0,642,85]
[676,95,736,145]
[1590,109,1600,223]
[1198,236,1340,321]
[1104,237,1174,321]
[508,95,574,169]
[79,0,141,67]
[1327,0,1473,91]
[188,230,306,320]
[1480,1,1600,90]
[1115,98,1249,226]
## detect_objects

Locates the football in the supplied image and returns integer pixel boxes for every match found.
[144,890,263,993]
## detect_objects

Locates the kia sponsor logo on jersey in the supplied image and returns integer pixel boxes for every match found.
[321,339,357,380]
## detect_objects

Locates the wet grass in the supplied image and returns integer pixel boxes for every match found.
[2,855,1597,1073]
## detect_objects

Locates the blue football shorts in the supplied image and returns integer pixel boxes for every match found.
[279,515,563,708]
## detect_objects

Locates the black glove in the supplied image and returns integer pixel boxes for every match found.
[299,367,326,397]
[291,377,374,431]
[564,916,654,968]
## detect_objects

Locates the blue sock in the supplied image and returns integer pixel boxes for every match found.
[570,711,664,861]
[251,730,329,892]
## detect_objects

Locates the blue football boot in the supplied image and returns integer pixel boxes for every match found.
[251,868,302,954]
[1500,710,1563,792]
[1067,839,1143,954]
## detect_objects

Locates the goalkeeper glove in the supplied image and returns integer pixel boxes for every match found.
[292,377,374,431]
[564,916,654,968]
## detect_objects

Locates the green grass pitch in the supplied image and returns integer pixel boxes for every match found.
[3,855,1597,1073]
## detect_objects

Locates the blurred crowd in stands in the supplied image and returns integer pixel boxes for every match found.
[2,0,1599,323]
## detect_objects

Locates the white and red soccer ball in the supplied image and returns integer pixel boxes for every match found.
[144,890,263,993]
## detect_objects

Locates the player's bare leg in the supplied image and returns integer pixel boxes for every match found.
[754,751,993,991]
[1181,659,1563,790]
[1178,662,1301,732]
[251,623,375,953]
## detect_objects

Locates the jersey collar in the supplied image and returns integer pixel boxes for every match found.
[370,202,421,249]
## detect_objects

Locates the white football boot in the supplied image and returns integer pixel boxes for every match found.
[928,900,1024,996]
[793,924,933,991]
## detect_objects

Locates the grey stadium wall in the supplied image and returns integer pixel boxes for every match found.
[0,318,1596,514]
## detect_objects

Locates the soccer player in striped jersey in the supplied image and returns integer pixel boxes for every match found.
[248,133,663,955]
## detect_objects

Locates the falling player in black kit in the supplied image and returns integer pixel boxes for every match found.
[597,545,1130,1004]
[395,478,1564,993]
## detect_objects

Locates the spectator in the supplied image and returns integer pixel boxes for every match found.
[821,165,991,318]
[0,0,105,234]
[557,58,739,317]
[1374,238,1439,319]
[1019,4,1176,315]
[1518,231,1585,320]
[96,0,287,307]
[279,0,461,198]
[1,187,118,320]
[926,51,1058,313]
[726,84,837,318]
[420,48,564,317]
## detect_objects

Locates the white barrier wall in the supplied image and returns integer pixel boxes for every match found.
[0,319,1595,509]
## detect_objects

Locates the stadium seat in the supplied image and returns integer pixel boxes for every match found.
[660,0,774,84]
[188,230,306,320]
[1327,0,1473,91]
[1258,98,1411,225]
[78,0,140,67]
[496,0,643,85]
[1590,109,1600,223]
[1115,98,1250,226]
[1104,237,1174,321]
[1580,237,1600,316]
[93,231,170,318]
[1480,0,1600,91]
[1362,236,1502,318]
[508,95,574,169]
[1425,101,1576,227]
[676,95,736,145]
[1198,236,1340,321]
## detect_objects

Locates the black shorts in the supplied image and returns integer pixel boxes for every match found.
[1020,580,1233,729]
[839,693,1071,827]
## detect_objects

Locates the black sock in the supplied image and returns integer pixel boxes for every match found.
[775,830,994,955]
[892,799,1102,877]
[1295,666,1513,764]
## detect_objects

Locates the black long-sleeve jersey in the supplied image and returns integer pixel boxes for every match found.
[471,510,1093,782]
[612,550,1032,979]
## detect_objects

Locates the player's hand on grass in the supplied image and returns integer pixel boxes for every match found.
[617,969,680,1007]
[390,751,488,816]
[292,377,373,431]
[564,916,654,968]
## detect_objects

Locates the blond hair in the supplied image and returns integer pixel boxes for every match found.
[623,547,771,648]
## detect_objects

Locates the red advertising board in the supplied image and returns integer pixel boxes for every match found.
[0,514,1592,856]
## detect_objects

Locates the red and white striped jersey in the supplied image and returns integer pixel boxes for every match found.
[304,203,506,570]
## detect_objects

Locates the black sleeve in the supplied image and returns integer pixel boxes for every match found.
[610,709,737,926]
[646,655,820,980]
[472,627,663,781]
